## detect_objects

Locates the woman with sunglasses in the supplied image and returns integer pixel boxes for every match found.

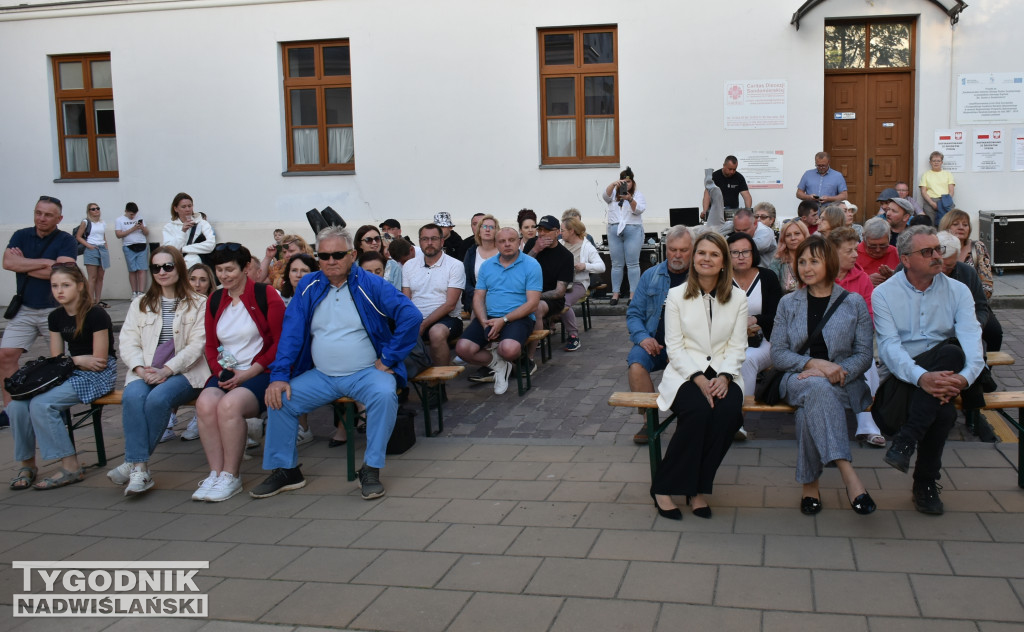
[193,243,284,501]
[355,224,402,289]
[8,263,116,490]
[107,247,210,495]
[78,202,111,308]
[161,193,216,268]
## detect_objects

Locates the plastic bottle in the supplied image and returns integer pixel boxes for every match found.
[217,346,239,382]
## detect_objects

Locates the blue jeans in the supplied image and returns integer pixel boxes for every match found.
[263,366,397,470]
[607,223,643,295]
[8,381,80,462]
[935,194,954,225]
[122,376,200,463]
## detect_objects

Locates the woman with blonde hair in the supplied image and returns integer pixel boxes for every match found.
[769,219,810,293]
[559,216,605,351]
[261,234,313,289]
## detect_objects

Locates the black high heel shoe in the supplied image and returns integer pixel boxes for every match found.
[651,491,682,521]
[849,491,876,515]
[686,495,712,519]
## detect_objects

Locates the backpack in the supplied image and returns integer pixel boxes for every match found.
[4,355,76,401]
[71,219,92,257]
[208,283,270,318]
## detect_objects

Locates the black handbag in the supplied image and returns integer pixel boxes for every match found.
[3,294,22,320]
[4,355,76,401]
[754,291,849,405]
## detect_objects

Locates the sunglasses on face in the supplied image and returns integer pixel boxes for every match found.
[214,242,243,252]
[362,236,382,244]
[51,262,78,270]
[88,206,100,212]
[317,250,352,261]
[38,195,62,206]
[150,263,176,274]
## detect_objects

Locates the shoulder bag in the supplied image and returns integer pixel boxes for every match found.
[4,355,76,400]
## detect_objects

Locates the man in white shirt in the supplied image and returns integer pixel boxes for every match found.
[403,223,466,366]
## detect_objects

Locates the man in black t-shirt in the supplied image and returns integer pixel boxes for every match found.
[522,215,574,372]
[1,196,78,413]
[701,155,752,219]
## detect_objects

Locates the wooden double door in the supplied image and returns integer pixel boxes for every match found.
[824,72,914,222]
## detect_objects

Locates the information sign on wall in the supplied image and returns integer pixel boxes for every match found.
[724,80,787,129]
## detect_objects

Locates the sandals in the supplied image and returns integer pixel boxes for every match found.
[32,467,85,490]
[857,434,887,448]
[97,301,111,309]
[9,467,37,490]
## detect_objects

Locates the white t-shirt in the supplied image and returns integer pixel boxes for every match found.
[403,253,466,319]
[116,215,147,245]
[85,220,106,247]
[215,300,262,370]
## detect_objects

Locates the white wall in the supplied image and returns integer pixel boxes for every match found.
[2,0,1021,299]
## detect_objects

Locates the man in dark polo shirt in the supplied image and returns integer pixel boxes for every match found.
[1,196,79,417]
[522,215,574,374]
[701,155,752,220]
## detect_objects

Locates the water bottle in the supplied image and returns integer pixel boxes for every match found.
[217,346,239,382]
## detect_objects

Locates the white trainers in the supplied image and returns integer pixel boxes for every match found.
[296,426,314,446]
[205,472,243,502]
[159,428,177,443]
[489,349,513,395]
[245,417,263,449]
[181,417,200,441]
[167,412,177,429]
[107,461,132,485]
[192,471,220,501]
[125,467,154,496]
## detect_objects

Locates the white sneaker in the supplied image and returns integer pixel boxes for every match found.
[489,350,513,396]
[107,461,132,485]
[734,426,748,442]
[181,417,200,441]
[167,412,177,429]
[245,417,263,449]
[192,471,220,501]
[159,428,177,443]
[125,467,154,496]
[296,426,314,446]
[205,472,243,502]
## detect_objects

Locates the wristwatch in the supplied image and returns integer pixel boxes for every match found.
[502,316,509,324]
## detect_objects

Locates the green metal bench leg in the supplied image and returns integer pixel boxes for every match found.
[582,298,592,332]
[333,402,358,481]
[646,408,662,482]
[91,406,107,467]
[414,381,444,437]
[1018,407,1023,490]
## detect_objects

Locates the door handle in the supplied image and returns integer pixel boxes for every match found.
[868,158,876,176]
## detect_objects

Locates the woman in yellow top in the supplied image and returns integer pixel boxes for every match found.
[919,151,955,224]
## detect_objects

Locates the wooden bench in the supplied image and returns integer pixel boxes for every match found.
[609,390,1024,488]
[409,365,465,437]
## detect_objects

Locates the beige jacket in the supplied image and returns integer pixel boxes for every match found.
[120,293,211,388]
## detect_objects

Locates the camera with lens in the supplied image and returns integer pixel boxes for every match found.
[617,181,629,198]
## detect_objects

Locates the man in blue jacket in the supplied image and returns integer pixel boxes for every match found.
[626,225,692,444]
[252,226,422,500]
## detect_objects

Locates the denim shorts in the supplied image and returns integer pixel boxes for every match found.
[84,244,110,268]
[122,244,149,271]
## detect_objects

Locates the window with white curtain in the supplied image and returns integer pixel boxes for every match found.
[52,54,118,178]
[538,26,618,165]
[282,40,355,171]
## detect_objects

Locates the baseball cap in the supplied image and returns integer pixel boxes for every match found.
[537,215,560,231]
[876,187,899,202]
[380,219,401,230]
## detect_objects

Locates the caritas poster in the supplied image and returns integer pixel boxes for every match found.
[972,129,1005,172]
[724,80,787,129]
[933,129,967,172]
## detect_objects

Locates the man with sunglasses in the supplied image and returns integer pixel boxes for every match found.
[253,226,421,501]
[872,226,984,515]
[1,196,79,420]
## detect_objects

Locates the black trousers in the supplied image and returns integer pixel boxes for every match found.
[983,313,1003,353]
[652,371,743,496]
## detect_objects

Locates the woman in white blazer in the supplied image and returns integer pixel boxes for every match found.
[161,192,216,269]
[653,232,747,520]
[110,246,211,496]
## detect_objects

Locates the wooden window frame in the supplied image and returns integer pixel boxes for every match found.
[538,25,619,165]
[52,53,117,179]
[282,39,355,172]
[824,18,917,75]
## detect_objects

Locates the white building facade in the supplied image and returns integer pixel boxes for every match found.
[1,0,1021,297]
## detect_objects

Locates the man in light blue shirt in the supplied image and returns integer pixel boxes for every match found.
[455,227,541,395]
[796,152,848,204]
[872,226,984,515]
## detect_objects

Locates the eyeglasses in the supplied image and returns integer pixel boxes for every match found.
[317,250,352,261]
[480,224,496,230]
[419,236,442,242]
[51,262,78,270]
[38,195,62,206]
[729,249,753,258]
[864,242,889,251]
[362,236,382,244]
[754,214,771,220]
[150,263,176,274]
[909,246,946,258]
[214,242,242,252]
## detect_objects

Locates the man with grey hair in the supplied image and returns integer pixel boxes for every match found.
[720,208,776,263]
[857,217,899,286]
[253,225,422,501]
[872,225,984,515]
[626,225,693,444]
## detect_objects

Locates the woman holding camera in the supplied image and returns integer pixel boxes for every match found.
[602,166,646,306]
[162,193,216,269]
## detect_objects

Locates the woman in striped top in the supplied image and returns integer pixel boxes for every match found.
[109,246,211,496]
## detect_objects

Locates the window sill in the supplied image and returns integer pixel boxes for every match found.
[53,177,119,183]
[539,164,620,170]
[282,170,356,177]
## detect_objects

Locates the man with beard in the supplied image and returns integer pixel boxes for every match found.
[403,223,466,367]
[625,225,693,444]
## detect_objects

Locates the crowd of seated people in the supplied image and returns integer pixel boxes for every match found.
[0,192,1004,521]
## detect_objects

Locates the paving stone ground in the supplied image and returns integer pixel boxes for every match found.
[0,303,1021,630]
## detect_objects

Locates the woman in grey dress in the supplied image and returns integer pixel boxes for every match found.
[770,236,876,515]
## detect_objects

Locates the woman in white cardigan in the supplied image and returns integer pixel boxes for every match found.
[559,216,605,351]
[109,246,210,496]
[652,232,747,520]
[161,192,216,268]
